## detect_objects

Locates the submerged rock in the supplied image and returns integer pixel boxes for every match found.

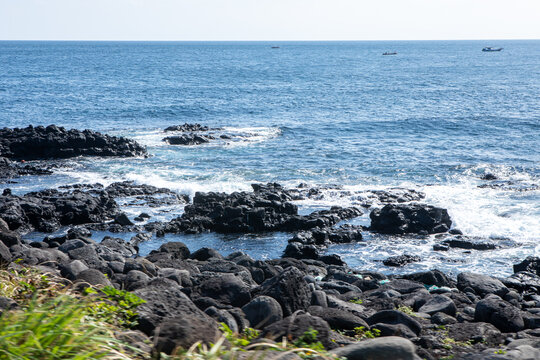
[0,125,147,160]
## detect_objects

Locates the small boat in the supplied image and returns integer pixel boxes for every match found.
[383,52,397,56]
[482,47,503,52]
[271,46,280,49]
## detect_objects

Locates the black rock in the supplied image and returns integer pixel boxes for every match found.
[475,296,525,332]
[457,272,508,297]
[383,254,421,267]
[164,123,211,132]
[258,267,312,317]
[161,184,362,235]
[418,295,456,316]
[307,305,369,331]
[366,310,422,337]
[481,173,498,180]
[163,134,212,145]
[370,203,452,234]
[0,125,147,160]
[241,295,283,329]
[260,312,334,349]
[514,257,540,276]
[192,273,252,307]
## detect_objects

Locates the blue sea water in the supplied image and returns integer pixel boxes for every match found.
[1,40,539,277]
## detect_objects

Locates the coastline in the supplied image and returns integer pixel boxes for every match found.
[1,125,540,359]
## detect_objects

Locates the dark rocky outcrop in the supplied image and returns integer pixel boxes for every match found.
[0,190,118,232]
[0,125,147,160]
[164,123,213,132]
[370,203,452,234]
[161,183,362,234]
[0,157,52,181]
[163,134,213,146]
[0,188,119,233]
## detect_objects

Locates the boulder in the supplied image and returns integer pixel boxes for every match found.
[475,296,525,332]
[366,310,422,337]
[418,295,456,316]
[153,313,220,354]
[258,267,312,317]
[457,272,508,297]
[307,306,369,330]
[330,336,421,360]
[134,278,208,335]
[261,312,334,349]
[193,273,252,307]
[370,203,451,234]
[241,296,283,329]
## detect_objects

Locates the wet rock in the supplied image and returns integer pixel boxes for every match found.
[383,254,421,267]
[330,336,421,360]
[514,257,540,276]
[163,134,212,145]
[475,296,525,332]
[258,267,312,317]
[439,237,498,251]
[480,173,498,181]
[0,188,119,233]
[402,270,455,288]
[457,272,508,297]
[161,184,362,234]
[164,123,212,132]
[0,125,146,160]
[0,157,52,181]
[370,203,452,234]
[241,295,283,329]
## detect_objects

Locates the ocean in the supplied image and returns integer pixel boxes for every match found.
[1,40,539,277]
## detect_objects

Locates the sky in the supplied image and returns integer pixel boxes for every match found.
[0,0,539,41]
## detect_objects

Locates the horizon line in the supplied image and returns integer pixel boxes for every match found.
[0,38,538,42]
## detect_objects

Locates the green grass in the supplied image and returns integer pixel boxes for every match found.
[0,295,133,360]
[0,267,142,360]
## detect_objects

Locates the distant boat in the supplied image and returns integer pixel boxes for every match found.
[383,52,397,56]
[271,46,280,49]
[482,47,503,52]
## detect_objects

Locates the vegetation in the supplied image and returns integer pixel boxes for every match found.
[348,298,363,305]
[167,326,343,360]
[396,305,420,317]
[0,267,142,360]
[353,326,381,340]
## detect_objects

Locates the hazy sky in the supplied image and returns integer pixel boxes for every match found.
[1,0,539,41]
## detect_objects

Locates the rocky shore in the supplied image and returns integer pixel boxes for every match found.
[1,125,539,359]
